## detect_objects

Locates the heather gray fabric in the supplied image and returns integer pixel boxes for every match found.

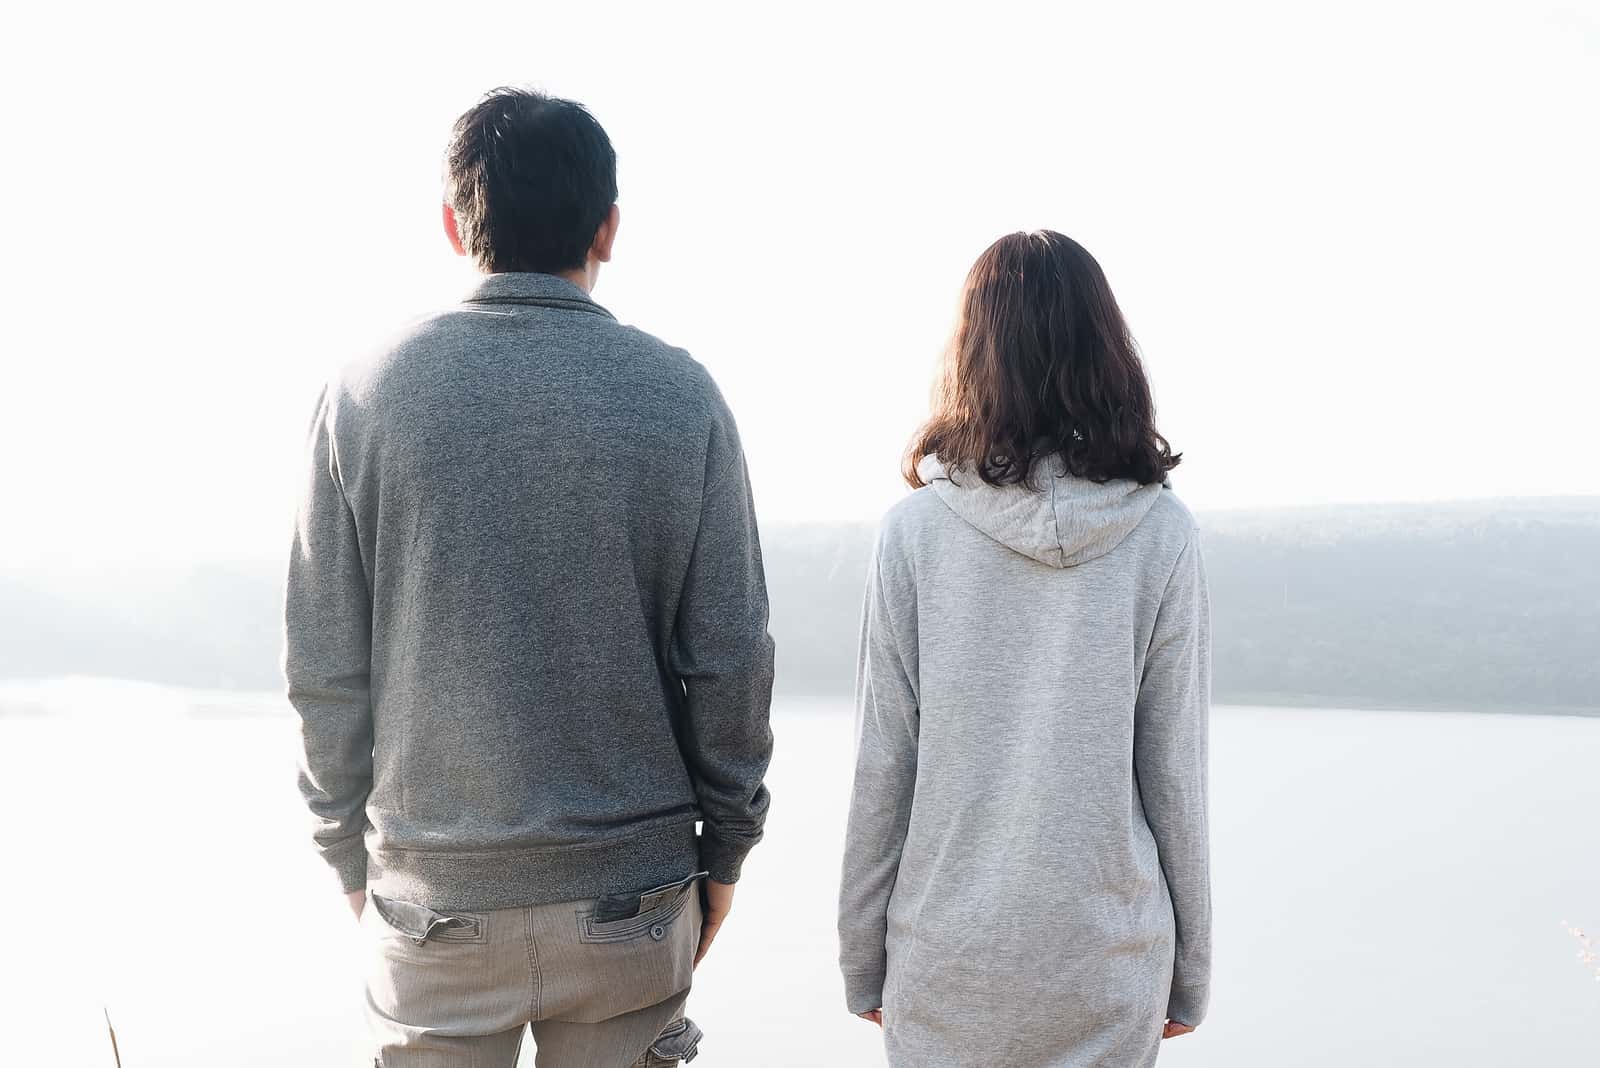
[838,456,1212,1067]
[363,872,706,1066]
[284,272,775,911]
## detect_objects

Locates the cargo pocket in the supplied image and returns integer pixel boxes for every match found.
[641,1016,703,1065]
[369,892,486,945]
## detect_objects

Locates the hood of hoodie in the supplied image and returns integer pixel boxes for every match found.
[923,455,1167,568]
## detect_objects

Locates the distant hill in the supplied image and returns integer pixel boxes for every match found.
[3,496,1596,713]
[1197,497,1600,713]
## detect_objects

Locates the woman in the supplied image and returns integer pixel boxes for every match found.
[837,231,1211,1067]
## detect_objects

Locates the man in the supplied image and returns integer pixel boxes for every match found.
[284,88,774,1067]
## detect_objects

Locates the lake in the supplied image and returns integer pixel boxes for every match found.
[1,681,1596,1066]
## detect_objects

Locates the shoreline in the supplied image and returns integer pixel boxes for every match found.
[1,675,1595,720]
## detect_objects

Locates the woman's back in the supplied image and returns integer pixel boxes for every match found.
[837,229,1211,1067]
[839,460,1211,1067]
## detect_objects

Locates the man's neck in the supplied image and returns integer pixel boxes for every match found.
[556,266,594,293]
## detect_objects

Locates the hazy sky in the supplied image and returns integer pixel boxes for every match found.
[3,1,1596,567]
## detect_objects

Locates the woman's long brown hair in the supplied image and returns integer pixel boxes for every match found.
[905,230,1180,488]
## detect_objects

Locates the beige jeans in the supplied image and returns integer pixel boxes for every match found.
[363,872,706,1067]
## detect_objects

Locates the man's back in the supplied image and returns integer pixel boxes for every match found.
[286,88,771,1066]
[287,272,774,911]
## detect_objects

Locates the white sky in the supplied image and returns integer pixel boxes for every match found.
[2,0,1596,567]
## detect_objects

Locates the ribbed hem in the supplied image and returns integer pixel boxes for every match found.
[698,828,757,884]
[368,820,702,911]
[843,969,886,1014]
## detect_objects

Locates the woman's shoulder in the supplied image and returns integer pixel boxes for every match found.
[1146,483,1200,534]
[1134,484,1203,569]
[876,486,951,541]
[863,488,948,572]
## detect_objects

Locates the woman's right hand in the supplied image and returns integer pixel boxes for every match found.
[1162,1020,1196,1039]
[857,1009,883,1027]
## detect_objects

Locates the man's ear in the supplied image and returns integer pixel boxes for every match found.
[442,203,467,257]
[592,203,620,264]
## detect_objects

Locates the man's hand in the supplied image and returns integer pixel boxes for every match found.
[694,879,735,967]
[857,1009,883,1027]
[346,890,366,920]
[1162,1020,1196,1039]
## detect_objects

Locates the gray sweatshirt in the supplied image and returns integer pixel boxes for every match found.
[284,272,774,911]
[838,457,1211,1067]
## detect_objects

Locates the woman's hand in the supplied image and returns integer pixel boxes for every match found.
[346,890,366,920]
[1162,1020,1196,1039]
[857,1009,883,1027]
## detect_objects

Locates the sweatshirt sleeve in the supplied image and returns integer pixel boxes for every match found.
[668,408,776,885]
[837,531,920,1014]
[283,387,374,894]
[1135,530,1213,1025]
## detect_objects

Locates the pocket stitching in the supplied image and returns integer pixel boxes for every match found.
[428,915,486,944]
[371,895,487,945]
[577,884,692,944]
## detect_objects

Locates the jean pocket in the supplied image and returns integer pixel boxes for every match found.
[579,871,706,944]
[369,893,486,945]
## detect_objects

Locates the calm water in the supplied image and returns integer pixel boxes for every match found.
[2,681,1597,1066]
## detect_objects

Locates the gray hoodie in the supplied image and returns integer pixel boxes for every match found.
[838,456,1211,1067]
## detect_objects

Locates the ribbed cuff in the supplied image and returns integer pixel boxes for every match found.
[322,835,369,893]
[1166,982,1208,1027]
[843,969,886,1014]
[697,828,756,884]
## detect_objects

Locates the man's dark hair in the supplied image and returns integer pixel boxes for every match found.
[444,88,618,275]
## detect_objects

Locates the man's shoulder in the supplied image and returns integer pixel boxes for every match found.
[325,308,459,400]
[331,305,720,409]
[597,319,716,388]
[576,317,734,425]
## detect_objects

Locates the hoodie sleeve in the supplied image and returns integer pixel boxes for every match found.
[668,402,776,884]
[283,386,374,893]
[837,529,920,1014]
[1134,530,1213,1025]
